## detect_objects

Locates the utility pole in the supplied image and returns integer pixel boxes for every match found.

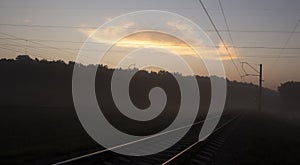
[258,64,262,111]
[241,62,263,111]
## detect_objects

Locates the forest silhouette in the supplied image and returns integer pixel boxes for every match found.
[0,55,280,109]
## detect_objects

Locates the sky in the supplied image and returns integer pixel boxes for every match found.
[0,0,300,90]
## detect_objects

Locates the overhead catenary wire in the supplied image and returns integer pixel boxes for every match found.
[0,31,75,55]
[0,31,79,61]
[197,0,243,78]
[218,0,247,80]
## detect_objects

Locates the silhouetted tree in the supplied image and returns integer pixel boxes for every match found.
[278,81,300,109]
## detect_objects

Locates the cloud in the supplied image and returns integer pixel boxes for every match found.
[78,22,136,43]
[77,22,240,61]
[22,18,32,23]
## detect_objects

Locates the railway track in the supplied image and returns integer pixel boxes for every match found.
[54,113,241,165]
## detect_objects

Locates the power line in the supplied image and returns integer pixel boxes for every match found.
[0,7,220,10]
[218,0,246,80]
[1,23,300,34]
[0,46,24,54]
[1,6,300,11]
[229,30,300,33]
[218,0,235,48]
[2,36,300,51]
[0,23,98,29]
[0,31,79,61]
[233,46,300,50]
[274,18,300,62]
[0,31,75,56]
[3,43,300,57]
[0,31,112,62]
[0,36,49,58]
[0,37,88,44]
[0,43,111,53]
[2,37,300,50]
[198,0,243,78]
[0,45,57,60]
[243,55,300,58]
